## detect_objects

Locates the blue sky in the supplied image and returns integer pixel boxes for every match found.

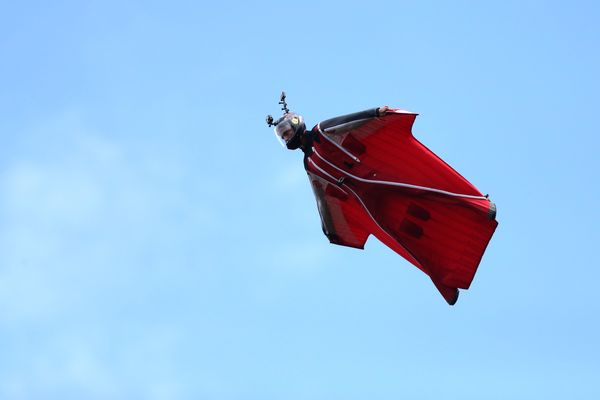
[1,1,599,398]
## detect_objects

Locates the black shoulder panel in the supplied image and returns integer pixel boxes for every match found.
[319,108,379,131]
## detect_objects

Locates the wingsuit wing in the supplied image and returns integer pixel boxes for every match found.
[307,171,371,249]
[318,109,483,197]
[307,109,498,304]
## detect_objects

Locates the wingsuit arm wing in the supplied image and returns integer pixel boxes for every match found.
[317,108,486,198]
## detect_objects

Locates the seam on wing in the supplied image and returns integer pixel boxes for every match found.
[317,124,361,163]
[312,149,488,201]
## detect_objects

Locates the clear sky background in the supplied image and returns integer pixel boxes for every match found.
[1,1,598,399]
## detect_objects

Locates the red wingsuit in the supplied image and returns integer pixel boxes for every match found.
[301,107,498,305]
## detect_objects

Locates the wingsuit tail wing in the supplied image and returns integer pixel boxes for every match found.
[432,279,460,305]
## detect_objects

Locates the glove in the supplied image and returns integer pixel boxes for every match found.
[377,106,389,116]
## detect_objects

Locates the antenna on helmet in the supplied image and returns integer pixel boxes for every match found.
[279,91,289,114]
[266,91,290,127]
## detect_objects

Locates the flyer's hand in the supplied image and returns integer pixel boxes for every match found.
[377,106,389,116]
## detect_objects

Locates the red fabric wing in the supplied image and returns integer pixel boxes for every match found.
[308,172,371,249]
[308,109,498,304]
[321,110,483,196]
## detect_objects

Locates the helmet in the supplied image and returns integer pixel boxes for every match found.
[274,113,306,149]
